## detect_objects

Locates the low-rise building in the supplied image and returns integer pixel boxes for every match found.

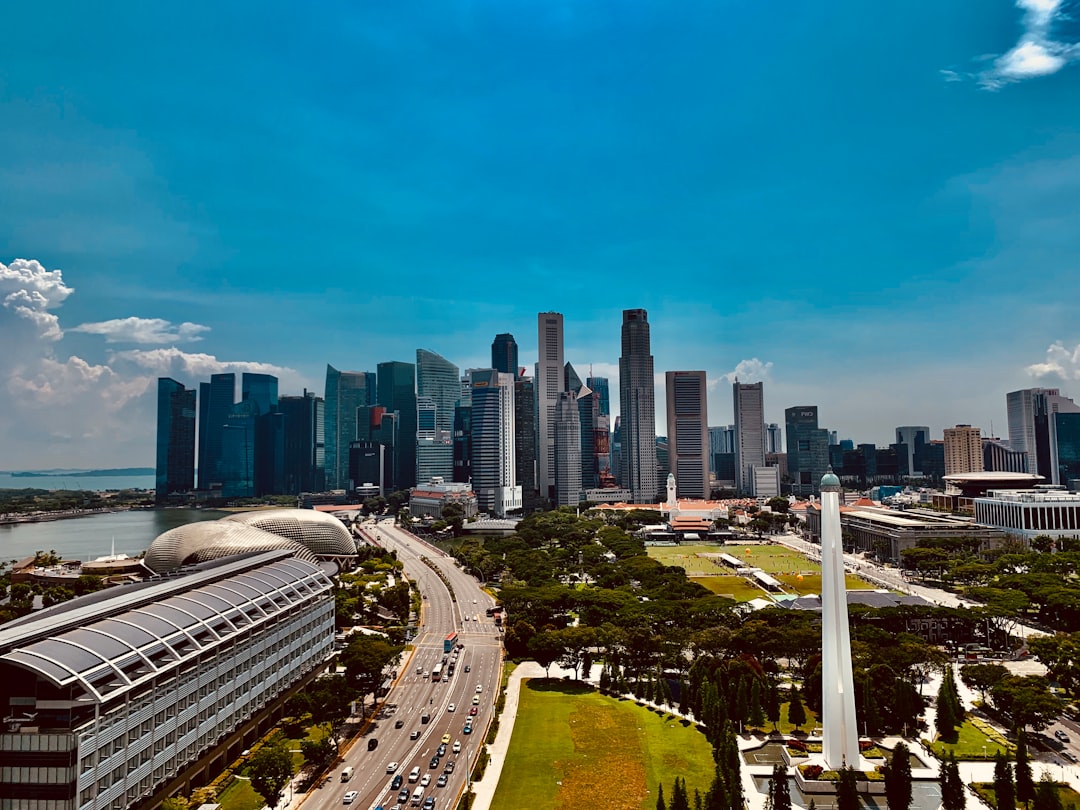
[409,477,478,520]
[973,487,1080,542]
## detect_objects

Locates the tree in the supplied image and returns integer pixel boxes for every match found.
[341,634,403,712]
[787,688,807,731]
[749,679,767,730]
[766,682,781,731]
[940,753,966,810]
[1033,773,1064,810]
[300,735,335,772]
[883,742,913,810]
[993,752,1016,810]
[836,766,860,810]
[1014,730,1035,806]
[248,741,294,809]
[766,763,791,810]
[670,777,690,810]
[990,675,1064,732]
[528,631,564,678]
[656,782,667,810]
[960,663,1010,703]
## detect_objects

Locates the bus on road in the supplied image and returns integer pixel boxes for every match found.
[443,632,458,653]
[431,663,443,682]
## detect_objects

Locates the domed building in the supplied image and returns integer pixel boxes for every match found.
[144,509,355,574]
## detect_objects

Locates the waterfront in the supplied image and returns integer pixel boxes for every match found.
[0,508,228,562]
[0,472,155,492]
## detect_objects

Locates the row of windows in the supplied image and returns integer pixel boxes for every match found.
[0,767,73,785]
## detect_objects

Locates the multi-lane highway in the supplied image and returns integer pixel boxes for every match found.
[303,518,502,810]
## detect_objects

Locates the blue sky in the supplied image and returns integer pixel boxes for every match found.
[3,0,1080,469]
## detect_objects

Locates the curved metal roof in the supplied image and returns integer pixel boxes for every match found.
[1,556,332,702]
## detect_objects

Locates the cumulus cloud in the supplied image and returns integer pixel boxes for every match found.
[719,357,773,386]
[1026,341,1080,380]
[0,258,73,341]
[976,0,1080,88]
[71,316,210,344]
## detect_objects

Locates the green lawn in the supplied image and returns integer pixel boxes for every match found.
[927,718,1014,760]
[489,679,715,810]
[973,781,1080,808]
[694,575,764,601]
[216,778,264,810]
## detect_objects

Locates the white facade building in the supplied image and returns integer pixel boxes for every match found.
[973,488,1080,541]
[470,369,520,517]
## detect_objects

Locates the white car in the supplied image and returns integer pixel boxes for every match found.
[452,740,461,753]
[447,703,456,712]
[420,774,431,787]
[342,791,358,805]
[386,761,399,773]
[475,684,483,693]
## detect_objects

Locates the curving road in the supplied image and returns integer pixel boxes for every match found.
[306,518,502,810]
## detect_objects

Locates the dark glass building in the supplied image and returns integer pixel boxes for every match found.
[155,378,196,502]
[324,365,376,490]
[491,333,519,379]
[197,373,235,490]
[785,406,830,494]
[377,361,417,491]
[453,404,472,484]
[280,391,326,494]
[1054,412,1080,489]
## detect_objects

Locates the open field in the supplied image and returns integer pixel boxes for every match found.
[650,543,875,600]
[216,778,263,810]
[928,718,1014,760]
[489,680,714,810]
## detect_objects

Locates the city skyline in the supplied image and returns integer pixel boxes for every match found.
[3,1,1080,469]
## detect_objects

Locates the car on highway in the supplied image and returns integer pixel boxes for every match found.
[429,756,440,769]
[468,706,478,716]
[463,724,472,734]
[447,703,455,712]
[464,665,470,672]
[410,730,421,739]
[441,733,451,744]
[398,789,410,803]
[1064,752,1078,763]
[444,761,455,774]
[472,695,480,705]
[387,762,399,773]
[436,774,448,788]
[392,774,403,789]
[395,719,405,728]
[422,798,436,810]
[1055,730,1070,742]
[453,740,461,753]
[343,791,358,804]
[420,774,431,787]
[475,684,483,693]
[437,743,447,756]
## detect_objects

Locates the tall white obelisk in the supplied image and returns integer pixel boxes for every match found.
[820,468,859,769]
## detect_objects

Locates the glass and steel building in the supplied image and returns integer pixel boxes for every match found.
[665,371,708,499]
[470,369,520,516]
[785,405,831,495]
[197,373,235,491]
[377,361,417,491]
[490,333,519,379]
[324,366,375,490]
[618,309,657,503]
[416,350,459,483]
[0,550,335,810]
[279,391,325,494]
[733,381,765,495]
[553,391,582,506]
[155,378,196,503]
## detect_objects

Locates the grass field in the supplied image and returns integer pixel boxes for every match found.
[216,778,263,810]
[928,718,1014,760]
[649,543,876,600]
[489,680,715,810]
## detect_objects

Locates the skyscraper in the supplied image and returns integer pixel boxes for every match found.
[619,309,658,503]
[377,361,417,491]
[785,406,830,494]
[766,423,782,455]
[943,425,984,475]
[279,391,325,494]
[554,391,583,506]
[491,333,519,379]
[470,369,520,516]
[666,371,709,499]
[733,381,766,495]
[895,425,930,477]
[1007,388,1080,480]
[242,373,284,496]
[536,312,565,503]
[514,377,539,510]
[416,349,459,482]
[324,365,375,490]
[155,378,196,502]
[197,372,235,490]
[586,374,610,419]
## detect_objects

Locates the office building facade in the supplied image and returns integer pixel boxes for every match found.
[514,378,540,511]
[785,405,830,494]
[377,361,417,492]
[490,333,519,379]
[324,366,375,490]
[278,391,325,494]
[733,381,766,495]
[895,426,930,477]
[416,349,459,483]
[155,378,196,502]
[197,373,235,491]
[943,425,984,475]
[666,371,709,499]
[469,369,520,516]
[553,391,583,506]
[536,312,565,503]
[618,309,658,503]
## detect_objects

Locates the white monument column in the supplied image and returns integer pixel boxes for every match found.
[666,472,677,515]
[820,469,859,769]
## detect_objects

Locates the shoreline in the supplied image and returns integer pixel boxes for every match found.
[0,506,134,526]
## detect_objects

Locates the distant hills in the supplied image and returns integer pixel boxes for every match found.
[6,468,155,478]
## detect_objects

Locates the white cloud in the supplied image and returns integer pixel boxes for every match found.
[720,357,773,385]
[1026,341,1080,380]
[0,258,73,341]
[976,0,1080,88]
[71,316,210,344]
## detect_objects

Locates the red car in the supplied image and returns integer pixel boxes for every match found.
[468,706,478,716]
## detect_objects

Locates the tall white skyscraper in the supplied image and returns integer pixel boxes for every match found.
[733,381,766,495]
[666,371,709,499]
[470,369,520,517]
[619,309,658,503]
[1008,388,1080,481]
[536,312,565,503]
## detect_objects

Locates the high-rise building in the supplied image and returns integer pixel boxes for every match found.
[197,372,235,490]
[982,436,1026,474]
[377,361,417,491]
[785,406,830,494]
[279,390,325,494]
[220,399,258,498]
[943,425,984,475]
[155,378,196,502]
[1007,388,1080,478]
[733,381,766,495]
[666,371,709,499]
[564,361,583,393]
[452,404,472,484]
[619,309,657,503]
[895,426,930,477]
[324,366,375,490]
[611,416,622,488]
[241,372,278,414]
[514,377,540,510]
[554,391,583,506]
[416,349,459,483]
[491,333,519,379]
[766,423,782,455]
[587,375,610,418]
[709,426,735,472]
[242,373,284,496]
[1053,412,1080,489]
[536,312,565,502]
[356,406,397,491]
[470,369,520,516]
